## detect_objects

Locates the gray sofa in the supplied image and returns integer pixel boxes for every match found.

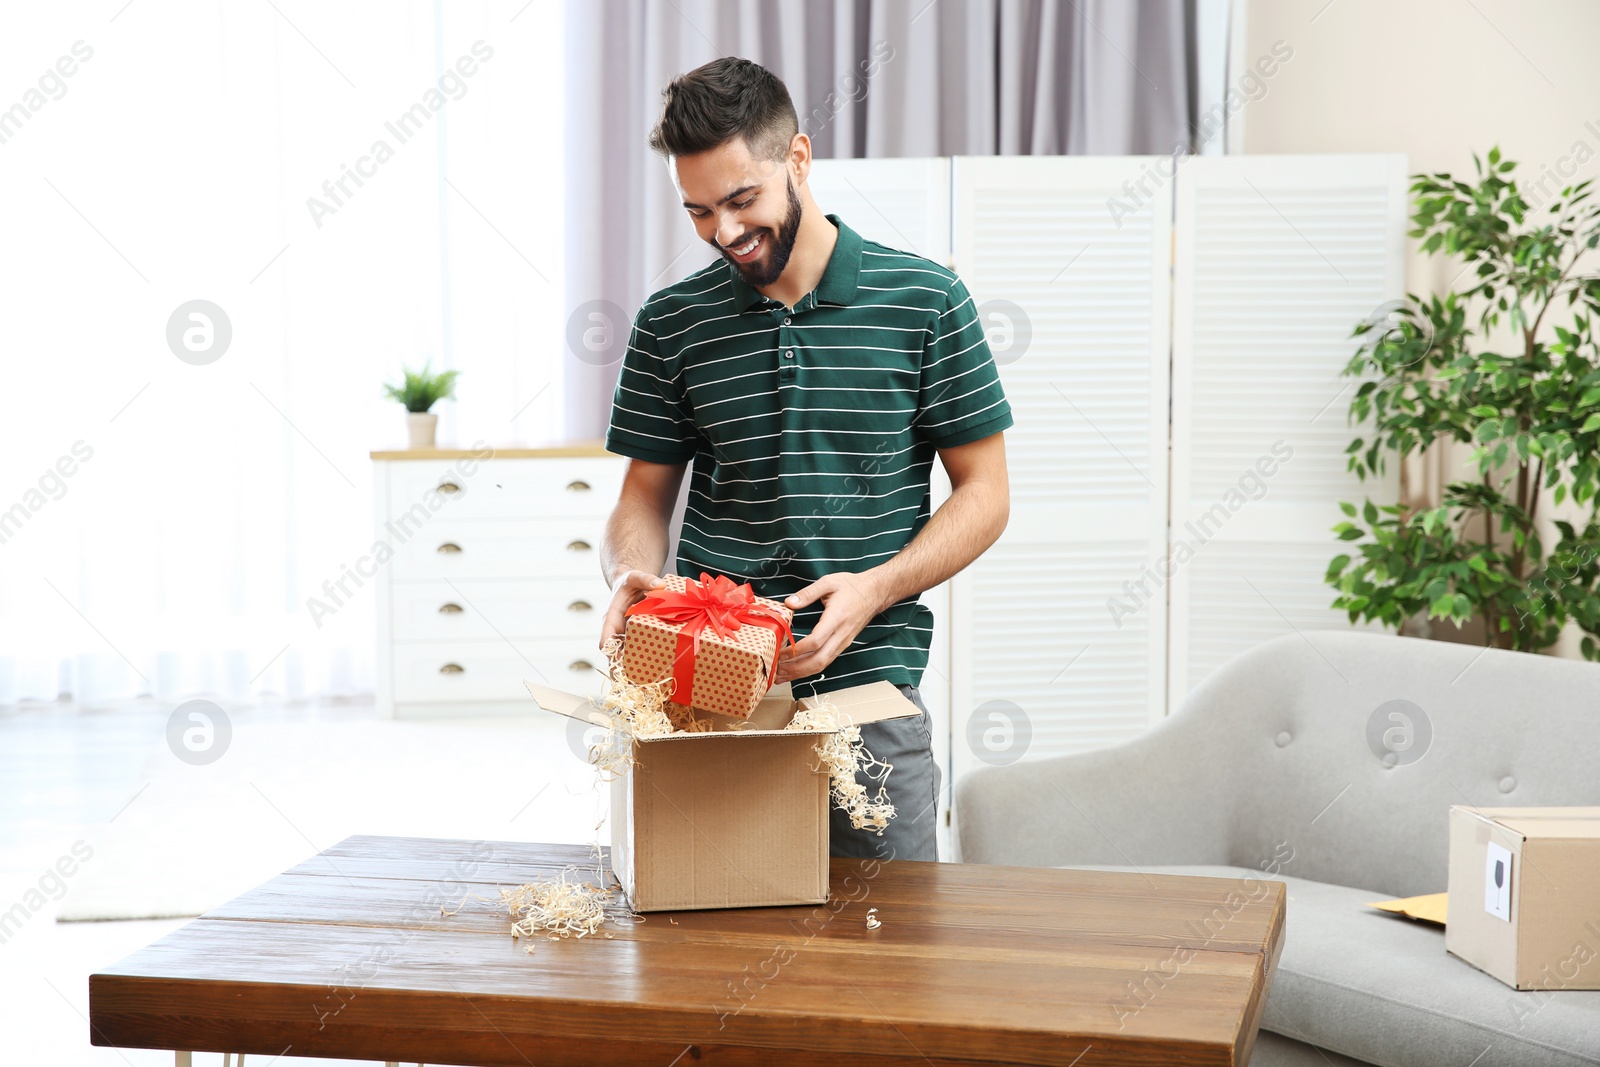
[955,631,1600,1067]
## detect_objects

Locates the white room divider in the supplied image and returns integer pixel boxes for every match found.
[1168,155,1406,708]
[806,152,1405,790]
[807,157,952,265]
[949,157,1175,780]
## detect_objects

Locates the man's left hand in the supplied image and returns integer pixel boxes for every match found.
[774,571,886,685]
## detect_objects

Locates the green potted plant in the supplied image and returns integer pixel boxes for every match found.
[383,361,460,450]
[1326,148,1600,658]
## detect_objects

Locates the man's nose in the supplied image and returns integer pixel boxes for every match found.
[716,215,744,248]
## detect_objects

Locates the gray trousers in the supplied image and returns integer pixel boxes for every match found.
[828,684,941,862]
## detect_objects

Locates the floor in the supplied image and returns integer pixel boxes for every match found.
[0,696,598,1066]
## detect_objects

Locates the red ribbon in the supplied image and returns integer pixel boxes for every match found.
[625,573,795,707]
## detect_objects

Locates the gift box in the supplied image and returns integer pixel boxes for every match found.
[621,573,793,720]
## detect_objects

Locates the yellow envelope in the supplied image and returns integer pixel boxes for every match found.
[1367,891,1448,926]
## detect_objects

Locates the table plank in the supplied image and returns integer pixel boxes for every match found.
[282,834,604,885]
[90,837,1283,1067]
[204,869,1278,952]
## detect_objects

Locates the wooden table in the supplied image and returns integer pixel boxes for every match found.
[90,836,1284,1066]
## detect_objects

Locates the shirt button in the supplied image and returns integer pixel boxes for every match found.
[783,316,792,325]
[783,349,794,359]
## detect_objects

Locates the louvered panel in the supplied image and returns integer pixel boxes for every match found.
[951,157,1171,776]
[1190,185,1393,503]
[1183,541,1368,687]
[1170,156,1406,709]
[970,542,1158,756]
[975,200,1158,505]
[805,158,950,264]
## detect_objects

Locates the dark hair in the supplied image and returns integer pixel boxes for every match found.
[649,57,798,160]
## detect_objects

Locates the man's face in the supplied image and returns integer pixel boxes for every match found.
[671,136,802,288]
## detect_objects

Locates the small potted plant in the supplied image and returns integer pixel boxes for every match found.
[383,361,460,449]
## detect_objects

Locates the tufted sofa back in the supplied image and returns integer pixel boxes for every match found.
[1185,632,1600,894]
[956,632,1600,897]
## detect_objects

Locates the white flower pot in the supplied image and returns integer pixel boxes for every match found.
[406,412,438,449]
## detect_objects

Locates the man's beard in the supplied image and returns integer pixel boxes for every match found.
[716,178,802,289]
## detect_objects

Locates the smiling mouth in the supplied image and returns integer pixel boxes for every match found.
[725,233,763,262]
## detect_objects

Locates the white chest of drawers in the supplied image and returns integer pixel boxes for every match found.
[371,444,623,718]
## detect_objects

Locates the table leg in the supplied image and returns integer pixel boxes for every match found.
[174,1054,191,1067]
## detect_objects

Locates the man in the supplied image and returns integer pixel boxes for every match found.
[598,57,1010,863]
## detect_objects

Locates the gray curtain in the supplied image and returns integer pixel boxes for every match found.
[563,0,1196,438]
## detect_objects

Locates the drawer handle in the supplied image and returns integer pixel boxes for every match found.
[439,663,465,674]
[568,599,593,613]
[566,479,591,492]
[569,659,594,673]
[439,602,464,615]
[438,480,462,494]
[437,542,463,554]
[567,539,591,552]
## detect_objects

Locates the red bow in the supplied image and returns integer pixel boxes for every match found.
[626,573,795,705]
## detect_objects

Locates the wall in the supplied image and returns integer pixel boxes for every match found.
[1241,0,1600,657]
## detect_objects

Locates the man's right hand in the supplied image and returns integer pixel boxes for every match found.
[600,569,668,650]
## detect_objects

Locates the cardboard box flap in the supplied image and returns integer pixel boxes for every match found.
[525,678,810,742]
[799,680,921,727]
[639,680,922,739]
[525,678,919,741]
[1454,805,1600,839]
[743,684,799,730]
[640,686,802,741]
[523,680,612,727]
[641,728,819,742]
[1494,808,1600,839]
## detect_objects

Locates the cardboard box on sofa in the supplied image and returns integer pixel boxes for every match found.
[525,678,920,912]
[1446,805,1600,990]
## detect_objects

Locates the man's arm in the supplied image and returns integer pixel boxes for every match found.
[863,431,1009,610]
[598,457,687,648]
[775,431,1009,683]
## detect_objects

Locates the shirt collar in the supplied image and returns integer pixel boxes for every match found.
[730,214,862,313]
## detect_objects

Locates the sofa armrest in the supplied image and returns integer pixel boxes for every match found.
[953,719,1234,869]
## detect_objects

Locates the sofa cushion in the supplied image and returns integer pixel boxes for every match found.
[1254,1030,1372,1067]
[1068,865,1600,1067]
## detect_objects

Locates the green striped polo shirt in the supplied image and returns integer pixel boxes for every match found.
[606,215,1012,697]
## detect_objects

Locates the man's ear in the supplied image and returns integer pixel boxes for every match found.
[789,132,812,184]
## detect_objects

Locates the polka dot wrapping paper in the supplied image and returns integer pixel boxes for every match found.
[621,574,793,720]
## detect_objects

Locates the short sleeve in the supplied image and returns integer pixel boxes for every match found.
[605,309,697,464]
[916,277,1014,447]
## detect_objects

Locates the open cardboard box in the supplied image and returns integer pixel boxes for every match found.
[524,677,920,912]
